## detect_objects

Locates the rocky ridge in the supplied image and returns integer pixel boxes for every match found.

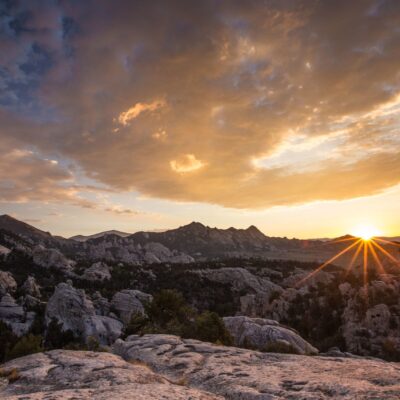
[113,334,400,399]
[0,350,221,399]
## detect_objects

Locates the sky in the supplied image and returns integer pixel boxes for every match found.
[0,0,400,239]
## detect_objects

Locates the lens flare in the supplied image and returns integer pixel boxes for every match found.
[351,225,381,241]
[296,230,400,289]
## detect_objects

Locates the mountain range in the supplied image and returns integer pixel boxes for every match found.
[0,214,398,266]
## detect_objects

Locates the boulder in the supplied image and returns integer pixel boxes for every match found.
[33,245,75,274]
[0,244,11,256]
[282,269,334,289]
[143,242,194,263]
[21,276,41,298]
[92,291,110,316]
[223,316,318,355]
[81,261,111,281]
[0,350,221,399]
[114,334,400,399]
[0,270,17,297]
[45,282,123,344]
[111,289,152,324]
[0,294,35,336]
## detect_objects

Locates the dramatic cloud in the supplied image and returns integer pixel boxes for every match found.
[1,0,400,209]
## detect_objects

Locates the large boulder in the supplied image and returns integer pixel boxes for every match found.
[81,261,111,281]
[0,293,35,336]
[143,242,194,263]
[114,334,400,399]
[0,350,221,399]
[0,270,17,297]
[45,282,123,344]
[33,246,75,274]
[111,289,152,324]
[223,316,318,355]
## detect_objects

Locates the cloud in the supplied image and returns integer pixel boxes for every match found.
[0,0,400,209]
[117,99,166,126]
[170,154,206,173]
[0,144,141,215]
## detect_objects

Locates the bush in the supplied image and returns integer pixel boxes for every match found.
[0,367,20,383]
[5,334,43,361]
[145,289,194,329]
[124,313,149,337]
[0,321,18,362]
[45,318,76,349]
[193,311,232,346]
[126,289,233,345]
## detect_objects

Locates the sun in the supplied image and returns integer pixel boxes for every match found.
[351,225,382,241]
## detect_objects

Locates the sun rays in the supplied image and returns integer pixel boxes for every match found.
[297,235,400,288]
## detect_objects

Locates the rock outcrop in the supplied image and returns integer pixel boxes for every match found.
[223,316,318,355]
[21,276,41,298]
[32,246,75,274]
[81,261,111,281]
[194,267,282,316]
[0,271,17,297]
[0,294,35,336]
[45,282,123,344]
[111,289,152,324]
[114,334,400,399]
[0,350,221,399]
[79,235,194,265]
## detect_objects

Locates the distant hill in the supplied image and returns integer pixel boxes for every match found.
[129,221,273,257]
[70,230,131,242]
[0,215,52,241]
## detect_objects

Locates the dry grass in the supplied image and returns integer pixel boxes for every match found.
[129,359,153,370]
[0,367,20,383]
[174,377,188,386]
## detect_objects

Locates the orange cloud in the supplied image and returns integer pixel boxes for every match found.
[170,154,206,173]
[117,100,165,126]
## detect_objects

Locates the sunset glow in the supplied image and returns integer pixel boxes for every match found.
[351,226,383,241]
[0,1,399,239]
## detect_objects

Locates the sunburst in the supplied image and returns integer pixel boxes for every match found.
[297,233,400,288]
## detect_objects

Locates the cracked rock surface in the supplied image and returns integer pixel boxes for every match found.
[113,334,400,399]
[0,349,222,399]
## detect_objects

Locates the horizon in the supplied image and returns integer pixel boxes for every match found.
[1,1,400,238]
[2,213,400,241]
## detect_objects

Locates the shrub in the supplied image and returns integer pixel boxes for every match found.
[126,289,233,345]
[124,313,149,337]
[0,321,18,362]
[5,334,43,361]
[0,367,20,383]
[193,311,233,345]
[45,318,76,349]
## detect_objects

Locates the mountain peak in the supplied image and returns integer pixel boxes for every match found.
[179,222,207,231]
[0,214,51,239]
[246,225,262,233]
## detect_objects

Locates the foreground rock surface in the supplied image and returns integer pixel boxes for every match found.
[0,350,221,399]
[223,316,318,355]
[114,334,400,399]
